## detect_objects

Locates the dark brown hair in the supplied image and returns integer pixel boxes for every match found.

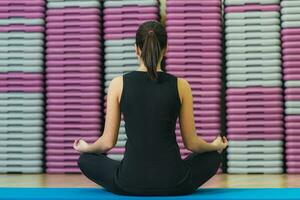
[136,21,167,80]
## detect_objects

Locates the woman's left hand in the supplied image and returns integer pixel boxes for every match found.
[73,139,90,153]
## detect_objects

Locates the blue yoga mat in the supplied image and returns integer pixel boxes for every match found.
[0,188,300,200]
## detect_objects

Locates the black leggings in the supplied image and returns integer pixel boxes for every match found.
[78,151,221,196]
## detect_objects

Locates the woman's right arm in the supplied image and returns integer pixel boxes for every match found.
[178,78,228,153]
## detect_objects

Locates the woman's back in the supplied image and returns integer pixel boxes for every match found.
[116,71,189,193]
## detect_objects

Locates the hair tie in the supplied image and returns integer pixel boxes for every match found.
[148,30,154,34]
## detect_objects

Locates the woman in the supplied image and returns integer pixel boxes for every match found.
[73,21,228,196]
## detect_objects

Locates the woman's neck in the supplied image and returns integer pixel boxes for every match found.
[137,64,162,72]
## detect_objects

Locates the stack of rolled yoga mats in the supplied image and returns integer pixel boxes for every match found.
[103,0,159,161]
[281,0,300,174]
[45,0,103,173]
[0,0,45,173]
[224,0,284,174]
[165,0,222,159]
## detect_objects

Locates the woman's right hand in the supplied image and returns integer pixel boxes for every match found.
[211,136,228,152]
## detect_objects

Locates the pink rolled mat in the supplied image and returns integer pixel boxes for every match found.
[166,19,221,27]
[224,5,280,13]
[0,6,44,12]
[104,26,137,33]
[104,7,158,15]
[284,68,300,74]
[284,74,300,81]
[285,116,300,122]
[167,13,221,20]
[46,104,101,111]
[46,27,100,35]
[286,149,300,155]
[0,13,44,19]
[46,14,100,22]
[46,161,77,168]
[46,92,101,99]
[104,33,137,40]
[167,0,221,6]
[46,21,100,29]
[287,168,300,174]
[167,51,221,59]
[176,77,221,84]
[46,41,101,48]
[46,34,101,41]
[226,94,283,101]
[168,39,221,46]
[227,127,284,134]
[166,64,220,71]
[0,25,44,32]
[0,73,43,80]
[46,73,101,80]
[46,168,80,173]
[46,111,101,118]
[46,143,75,149]
[170,70,221,78]
[226,87,282,95]
[104,13,157,21]
[46,47,101,54]
[282,42,300,49]
[104,19,158,28]
[192,91,221,98]
[108,148,125,154]
[46,85,101,92]
[286,129,300,135]
[46,124,102,131]
[282,35,300,42]
[47,97,101,104]
[46,117,100,123]
[193,102,220,109]
[46,148,78,155]
[189,84,221,91]
[281,28,300,36]
[286,135,300,142]
[226,101,283,108]
[46,155,79,161]
[46,79,101,86]
[193,110,220,117]
[167,45,221,52]
[192,97,220,104]
[227,114,283,121]
[46,60,100,67]
[227,107,283,114]
[194,116,220,123]
[166,6,221,13]
[286,142,300,148]
[0,0,45,6]
[283,48,300,55]
[0,87,43,93]
[227,134,284,140]
[227,121,283,127]
[286,155,300,161]
[285,95,300,101]
[46,136,98,142]
[176,123,220,130]
[46,54,101,61]
[0,80,43,87]
[47,8,100,16]
[166,26,222,33]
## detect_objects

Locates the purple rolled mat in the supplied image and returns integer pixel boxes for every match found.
[46,92,101,98]
[46,54,101,61]
[192,90,221,97]
[167,26,222,33]
[227,134,284,140]
[46,47,101,54]
[104,19,158,28]
[104,13,157,21]
[46,155,79,161]
[227,121,283,128]
[46,34,101,41]
[46,27,100,35]
[168,32,221,40]
[0,13,44,19]
[0,86,43,92]
[46,40,101,48]
[189,84,221,91]
[285,94,300,101]
[282,42,300,49]
[46,60,101,67]
[104,7,158,15]
[283,48,300,55]
[46,14,100,22]
[168,45,221,52]
[193,109,220,117]
[166,6,221,13]
[286,122,300,129]
[226,94,283,101]
[194,116,220,123]
[0,6,45,12]
[46,81,101,87]
[167,0,221,7]
[227,87,282,95]
[167,64,220,71]
[286,149,300,155]
[285,116,300,122]
[227,107,283,114]
[227,127,284,134]
[0,25,44,32]
[47,8,100,16]
[284,74,300,81]
[192,96,220,104]
[166,19,221,26]
[282,35,300,42]
[0,80,43,87]
[284,68,300,74]
[46,104,101,112]
[224,5,280,13]
[168,39,221,46]
[46,168,80,173]
[0,73,43,80]
[170,70,221,78]
[226,101,283,108]
[46,117,101,124]
[286,130,300,135]
[286,155,300,161]
[227,114,283,121]
[46,72,101,79]
[46,111,101,118]
[287,168,300,174]
[46,21,100,29]
[286,142,300,148]
[46,136,98,143]
[167,51,221,58]
[0,0,45,6]
[176,123,220,130]
[167,13,221,20]
[177,77,221,84]
[286,135,300,142]
[46,123,101,130]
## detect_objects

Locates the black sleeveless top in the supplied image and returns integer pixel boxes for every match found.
[114,71,191,194]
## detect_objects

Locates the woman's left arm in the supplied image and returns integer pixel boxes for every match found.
[73,76,123,154]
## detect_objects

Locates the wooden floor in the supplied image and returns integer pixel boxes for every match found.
[1,174,300,188]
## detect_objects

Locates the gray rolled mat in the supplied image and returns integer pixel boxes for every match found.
[225,25,280,33]
[227,147,283,154]
[0,153,43,160]
[285,101,300,108]
[107,154,124,161]
[281,14,300,21]
[0,52,43,60]
[227,80,282,87]
[0,106,43,113]
[0,66,43,73]
[118,134,127,141]
[0,113,43,119]
[0,33,44,39]
[226,52,281,60]
[226,18,280,26]
[0,60,43,66]
[0,167,43,173]
[226,66,281,74]
[0,133,43,140]
[226,39,280,47]
[227,154,284,161]
[0,140,43,147]
[281,1,300,7]
[105,39,135,47]
[228,160,283,167]
[285,81,300,87]
[104,0,157,7]
[104,52,137,60]
[0,147,43,153]
[229,140,283,147]
[281,7,300,14]
[0,160,43,167]
[0,99,44,106]
[0,18,44,26]
[0,46,43,53]
[0,39,44,46]
[0,126,43,133]
[226,46,280,54]
[105,46,135,53]
[226,73,282,81]
[225,0,279,5]
[285,108,300,115]
[226,59,281,67]
[282,21,300,28]
[225,12,280,19]
[227,167,284,174]
[226,32,280,40]
[105,66,137,73]
[0,93,43,99]
[47,1,101,8]
[0,119,43,126]
[115,140,126,147]
[119,127,126,134]
[105,59,139,67]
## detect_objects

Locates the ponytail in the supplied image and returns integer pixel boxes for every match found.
[136,21,167,81]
